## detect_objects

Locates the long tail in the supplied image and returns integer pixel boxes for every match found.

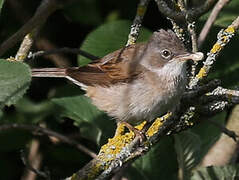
[31,68,88,90]
[31,68,67,78]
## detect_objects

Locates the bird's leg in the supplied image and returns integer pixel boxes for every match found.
[121,122,146,143]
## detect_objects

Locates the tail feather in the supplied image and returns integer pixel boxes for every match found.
[31,68,67,78]
[31,68,88,90]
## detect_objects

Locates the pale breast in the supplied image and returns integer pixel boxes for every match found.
[86,63,187,124]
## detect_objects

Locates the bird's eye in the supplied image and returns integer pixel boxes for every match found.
[161,49,171,59]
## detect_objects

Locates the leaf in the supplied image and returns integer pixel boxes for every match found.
[0,110,2,119]
[63,0,102,25]
[13,98,55,124]
[52,96,115,145]
[0,0,5,14]
[0,60,31,109]
[78,20,152,66]
[191,164,239,180]
[174,131,202,179]
[127,137,178,180]
[191,112,226,158]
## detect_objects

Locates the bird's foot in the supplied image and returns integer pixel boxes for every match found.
[121,122,146,144]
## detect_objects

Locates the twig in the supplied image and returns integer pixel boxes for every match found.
[15,31,37,61]
[34,38,72,67]
[189,16,239,89]
[176,1,198,77]
[0,123,97,158]
[21,140,43,180]
[199,87,239,104]
[21,150,50,180]
[182,79,221,103]
[198,0,231,48]
[188,21,198,80]
[126,0,150,46]
[208,119,238,141]
[28,47,99,61]
[0,0,76,56]
[154,0,215,23]
[201,105,239,166]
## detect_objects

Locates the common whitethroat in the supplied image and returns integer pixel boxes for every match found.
[32,29,203,128]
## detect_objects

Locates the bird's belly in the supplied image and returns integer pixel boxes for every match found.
[86,78,185,125]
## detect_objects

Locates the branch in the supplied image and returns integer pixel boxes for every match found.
[66,112,178,179]
[34,38,72,67]
[27,47,99,61]
[0,123,97,158]
[154,0,215,23]
[198,0,232,48]
[189,16,239,89]
[15,31,37,61]
[126,0,150,46]
[21,149,50,179]
[201,105,239,166]
[183,79,221,104]
[65,83,239,179]
[0,0,76,56]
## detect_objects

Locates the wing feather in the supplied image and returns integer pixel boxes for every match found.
[66,43,146,86]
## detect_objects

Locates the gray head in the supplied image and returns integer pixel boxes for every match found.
[140,29,203,71]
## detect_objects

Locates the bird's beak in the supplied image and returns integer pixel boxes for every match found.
[175,52,204,62]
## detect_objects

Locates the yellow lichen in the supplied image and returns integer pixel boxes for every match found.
[6,57,16,61]
[70,173,78,180]
[135,121,147,130]
[146,112,172,137]
[225,26,235,34]
[127,37,136,45]
[87,162,103,180]
[221,36,228,43]
[137,6,146,16]
[196,67,207,79]
[210,43,222,54]
[99,123,135,162]
[16,55,27,61]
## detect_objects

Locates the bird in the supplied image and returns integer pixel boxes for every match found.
[32,29,203,133]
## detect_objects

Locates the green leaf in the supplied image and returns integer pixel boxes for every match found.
[127,137,178,180]
[0,0,5,14]
[63,0,102,25]
[14,98,55,124]
[0,110,2,119]
[191,164,239,180]
[0,60,31,109]
[52,96,115,145]
[78,20,152,66]
[174,131,202,179]
[191,112,226,159]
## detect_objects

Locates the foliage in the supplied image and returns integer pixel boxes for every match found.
[0,0,238,179]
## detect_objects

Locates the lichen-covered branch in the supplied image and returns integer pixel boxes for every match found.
[126,0,150,46]
[14,31,37,61]
[189,16,239,89]
[66,113,177,180]
[66,83,239,179]
[198,0,232,48]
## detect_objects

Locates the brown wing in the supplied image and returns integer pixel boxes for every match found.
[66,43,146,86]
